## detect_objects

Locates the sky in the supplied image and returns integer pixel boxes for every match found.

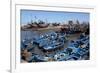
[20,9,90,25]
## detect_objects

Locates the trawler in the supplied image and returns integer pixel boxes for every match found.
[21,18,50,31]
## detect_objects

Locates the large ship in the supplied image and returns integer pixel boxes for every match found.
[21,19,50,31]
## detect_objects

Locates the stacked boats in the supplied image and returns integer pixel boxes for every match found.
[21,31,89,62]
